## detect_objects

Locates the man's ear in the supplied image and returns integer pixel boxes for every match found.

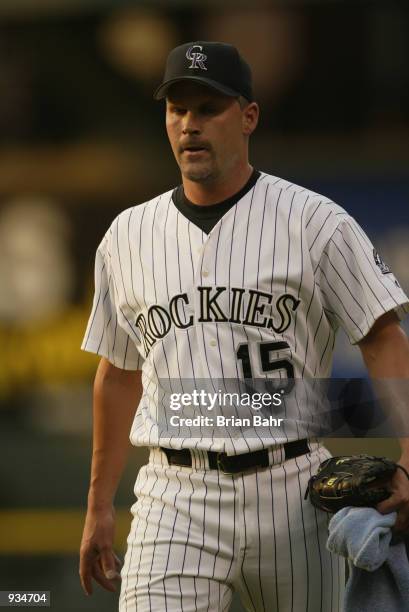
[242,102,259,136]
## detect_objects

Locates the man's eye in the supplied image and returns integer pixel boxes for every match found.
[172,107,185,115]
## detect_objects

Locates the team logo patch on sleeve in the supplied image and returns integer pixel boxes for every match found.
[373,248,391,274]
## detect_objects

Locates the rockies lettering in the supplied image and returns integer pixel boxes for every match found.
[135,287,300,355]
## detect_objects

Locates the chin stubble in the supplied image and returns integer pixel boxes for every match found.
[182,166,214,182]
[179,152,218,183]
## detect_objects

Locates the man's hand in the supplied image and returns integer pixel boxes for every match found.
[377,458,409,534]
[79,505,122,596]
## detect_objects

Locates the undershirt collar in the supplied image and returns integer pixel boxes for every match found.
[172,169,261,234]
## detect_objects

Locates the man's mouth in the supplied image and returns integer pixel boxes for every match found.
[181,144,209,153]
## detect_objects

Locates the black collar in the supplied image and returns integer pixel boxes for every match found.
[172,169,261,233]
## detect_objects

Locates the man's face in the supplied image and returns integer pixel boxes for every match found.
[165,82,249,184]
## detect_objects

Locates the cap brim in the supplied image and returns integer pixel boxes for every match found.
[153,76,240,100]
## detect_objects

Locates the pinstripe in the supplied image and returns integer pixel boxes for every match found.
[239,473,258,612]
[133,465,160,604]
[98,306,112,358]
[127,208,142,312]
[146,468,171,610]
[255,470,266,612]
[187,221,196,279]
[305,200,323,227]
[199,322,218,387]
[96,287,111,352]
[310,471,323,612]
[122,335,130,369]
[115,214,138,318]
[284,191,296,395]
[138,205,147,308]
[304,452,324,612]
[325,238,376,319]
[294,454,310,611]
[179,471,194,611]
[225,472,238,583]
[151,351,169,432]
[211,468,222,581]
[317,264,363,333]
[270,188,282,295]
[301,282,317,377]
[108,316,116,361]
[293,194,311,354]
[313,310,324,344]
[285,192,295,292]
[213,222,227,380]
[194,469,209,610]
[282,462,294,611]
[269,465,280,612]
[327,236,367,291]
[256,183,269,288]
[203,469,222,612]
[242,182,257,289]
[175,210,183,294]
[83,259,107,347]
[227,197,241,378]
[174,210,189,447]
[122,466,150,612]
[318,327,333,370]
[162,469,183,609]
[163,196,171,299]
[315,287,344,322]
[150,198,160,303]
[322,253,370,321]
[308,211,333,252]
[110,274,142,343]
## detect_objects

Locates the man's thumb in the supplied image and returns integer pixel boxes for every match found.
[101,550,120,580]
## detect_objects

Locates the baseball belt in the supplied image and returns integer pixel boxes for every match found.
[161,439,310,474]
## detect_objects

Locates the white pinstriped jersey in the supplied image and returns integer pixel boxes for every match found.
[82,172,409,452]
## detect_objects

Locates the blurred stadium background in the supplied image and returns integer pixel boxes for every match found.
[0,1,408,610]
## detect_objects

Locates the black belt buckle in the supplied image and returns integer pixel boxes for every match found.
[216,452,236,475]
[214,449,270,474]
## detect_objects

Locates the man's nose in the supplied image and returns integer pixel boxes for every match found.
[182,111,201,134]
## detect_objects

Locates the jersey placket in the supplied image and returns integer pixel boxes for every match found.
[193,232,222,380]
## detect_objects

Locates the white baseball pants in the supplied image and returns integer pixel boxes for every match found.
[119,443,345,611]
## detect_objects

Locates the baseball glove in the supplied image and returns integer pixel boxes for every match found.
[304,454,409,513]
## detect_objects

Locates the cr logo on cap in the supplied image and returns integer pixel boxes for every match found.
[186,45,207,70]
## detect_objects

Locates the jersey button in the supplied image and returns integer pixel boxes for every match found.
[202,270,209,278]
[209,339,217,347]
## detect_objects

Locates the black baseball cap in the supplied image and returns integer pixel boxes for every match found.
[154,41,253,102]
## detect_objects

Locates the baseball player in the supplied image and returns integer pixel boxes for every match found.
[79,41,409,611]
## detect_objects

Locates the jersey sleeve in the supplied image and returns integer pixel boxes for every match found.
[81,235,144,370]
[315,215,409,344]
